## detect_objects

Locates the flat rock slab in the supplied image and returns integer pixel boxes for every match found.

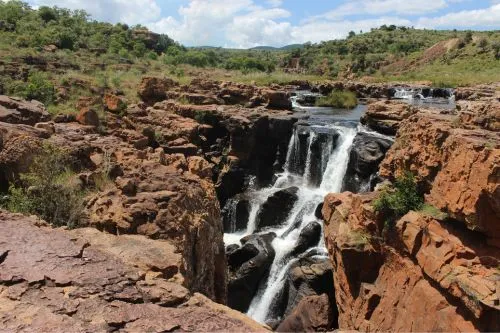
[0,210,268,332]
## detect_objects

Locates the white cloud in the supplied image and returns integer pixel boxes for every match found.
[417,3,500,27]
[320,0,448,20]
[290,17,413,44]
[267,0,283,7]
[19,0,500,48]
[227,8,292,47]
[29,0,161,25]
[148,0,253,46]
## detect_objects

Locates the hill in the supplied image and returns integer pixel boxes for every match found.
[250,44,304,51]
[284,26,500,86]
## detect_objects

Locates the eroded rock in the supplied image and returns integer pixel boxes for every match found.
[0,211,268,332]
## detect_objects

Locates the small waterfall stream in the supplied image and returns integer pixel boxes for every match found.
[223,95,363,323]
[245,124,357,323]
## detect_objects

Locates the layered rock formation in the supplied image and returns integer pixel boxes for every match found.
[0,77,297,330]
[0,211,267,332]
[379,104,499,245]
[323,96,500,332]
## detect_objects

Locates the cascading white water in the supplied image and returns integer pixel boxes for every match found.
[239,123,358,323]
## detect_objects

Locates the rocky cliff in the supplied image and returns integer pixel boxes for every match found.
[0,211,268,332]
[323,97,500,331]
[0,77,296,331]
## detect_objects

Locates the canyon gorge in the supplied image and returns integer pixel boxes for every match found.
[0,77,499,332]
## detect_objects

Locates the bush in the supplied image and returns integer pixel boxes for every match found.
[3,144,85,228]
[24,71,55,104]
[315,90,358,109]
[374,172,423,229]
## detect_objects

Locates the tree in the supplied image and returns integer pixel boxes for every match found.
[348,31,356,39]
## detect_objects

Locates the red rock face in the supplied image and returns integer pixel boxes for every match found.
[323,96,500,332]
[380,112,500,245]
[322,193,500,332]
[0,211,268,332]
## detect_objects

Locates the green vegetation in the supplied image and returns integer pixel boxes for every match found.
[316,90,357,109]
[420,203,448,220]
[0,1,498,117]
[1,144,85,228]
[286,26,500,85]
[374,172,424,229]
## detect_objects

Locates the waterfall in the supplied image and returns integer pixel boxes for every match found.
[242,123,358,323]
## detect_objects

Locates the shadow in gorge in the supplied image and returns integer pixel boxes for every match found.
[222,93,395,331]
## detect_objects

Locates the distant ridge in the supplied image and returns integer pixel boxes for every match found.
[250,44,304,51]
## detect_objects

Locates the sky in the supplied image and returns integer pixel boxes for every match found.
[22,0,500,48]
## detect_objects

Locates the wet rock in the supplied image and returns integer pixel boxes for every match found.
[343,132,392,193]
[308,129,339,186]
[0,95,50,125]
[314,203,323,219]
[287,125,311,175]
[227,233,276,312]
[215,158,247,207]
[291,221,322,256]
[267,255,336,324]
[256,187,299,231]
[222,196,251,233]
[295,94,318,107]
[277,294,335,332]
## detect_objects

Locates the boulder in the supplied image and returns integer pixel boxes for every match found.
[138,77,178,105]
[187,156,213,179]
[103,93,127,113]
[266,255,336,324]
[277,294,335,332]
[361,100,417,135]
[263,90,292,110]
[227,233,276,312]
[343,132,392,193]
[0,122,46,191]
[256,187,299,231]
[76,108,100,127]
[0,95,50,125]
[308,129,339,186]
[291,221,322,256]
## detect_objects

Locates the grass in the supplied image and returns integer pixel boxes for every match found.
[420,203,448,220]
[2,143,86,228]
[374,172,424,231]
[316,90,358,109]
[372,51,500,87]
[346,229,372,248]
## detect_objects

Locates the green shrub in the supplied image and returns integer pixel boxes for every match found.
[3,143,85,228]
[316,90,358,109]
[23,71,55,104]
[374,172,423,229]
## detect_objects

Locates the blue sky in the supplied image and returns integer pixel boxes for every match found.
[24,0,500,48]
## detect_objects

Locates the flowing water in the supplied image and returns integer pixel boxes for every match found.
[392,86,456,109]
[223,92,370,323]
